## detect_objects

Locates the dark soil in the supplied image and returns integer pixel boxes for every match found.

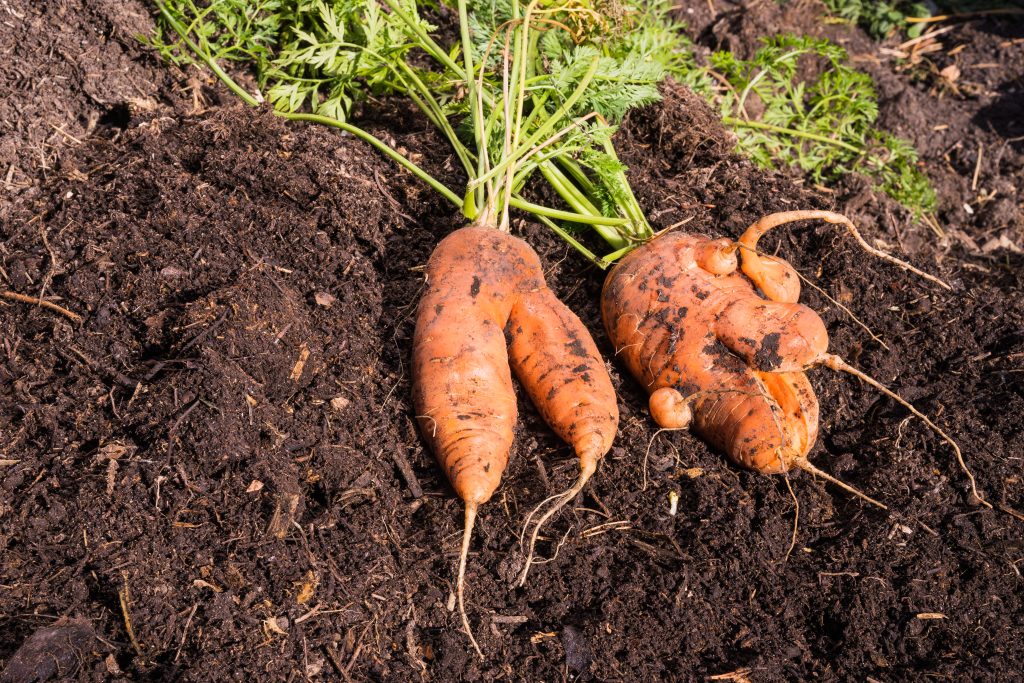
[2,1,1022,681]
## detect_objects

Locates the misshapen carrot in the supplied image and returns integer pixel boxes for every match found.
[413,225,618,655]
[603,230,889,506]
[413,226,539,656]
[602,231,831,477]
[602,210,987,510]
[722,211,983,506]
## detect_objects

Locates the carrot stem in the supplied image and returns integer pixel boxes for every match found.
[723,116,863,154]
[153,0,261,107]
[470,56,601,192]
[508,196,629,227]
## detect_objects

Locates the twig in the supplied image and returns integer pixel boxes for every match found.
[534,453,550,493]
[322,644,354,683]
[119,575,144,656]
[1,290,82,322]
[59,344,139,388]
[897,25,956,51]
[145,307,229,381]
[906,8,1024,24]
[345,621,373,676]
[971,143,984,192]
[492,615,529,625]
[38,221,57,302]
[581,520,630,537]
[174,604,199,662]
[999,504,1024,523]
[390,447,423,498]
[167,399,202,457]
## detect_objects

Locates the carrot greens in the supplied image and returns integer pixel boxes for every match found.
[150,0,693,264]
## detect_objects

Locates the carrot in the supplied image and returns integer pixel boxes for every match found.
[601,230,848,492]
[413,225,618,655]
[505,287,618,585]
[603,211,987,509]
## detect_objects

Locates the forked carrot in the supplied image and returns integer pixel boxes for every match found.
[413,225,618,656]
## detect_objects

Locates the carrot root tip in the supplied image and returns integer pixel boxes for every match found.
[457,503,484,660]
[792,457,888,510]
[820,354,990,509]
[517,462,595,587]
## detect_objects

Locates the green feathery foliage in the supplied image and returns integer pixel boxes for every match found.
[148,2,940,249]
[709,35,936,217]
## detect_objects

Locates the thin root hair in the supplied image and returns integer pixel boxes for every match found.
[821,353,990,508]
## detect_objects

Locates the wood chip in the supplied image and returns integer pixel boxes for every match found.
[295,571,319,604]
[939,64,960,83]
[391,447,423,498]
[314,291,336,307]
[916,612,947,620]
[491,615,528,625]
[264,617,289,635]
[289,343,310,381]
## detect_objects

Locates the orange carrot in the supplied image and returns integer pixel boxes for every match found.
[602,211,984,509]
[413,225,618,654]
[602,230,828,460]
